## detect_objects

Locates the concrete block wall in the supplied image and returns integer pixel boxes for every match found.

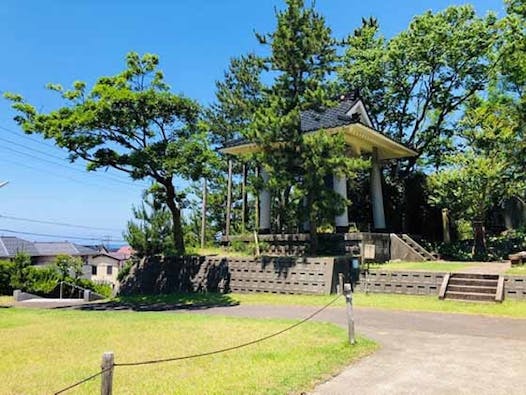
[226,256,334,294]
[503,276,526,299]
[356,270,445,295]
[120,255,351,296]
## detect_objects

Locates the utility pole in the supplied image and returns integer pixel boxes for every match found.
[200,178,207,249]
[225,159,233,240]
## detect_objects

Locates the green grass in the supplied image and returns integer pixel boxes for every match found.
[0,308,376,395]
[185,246,250,257]
[368,261,478,272]
[506,265,526,276]
[118,292,526,318]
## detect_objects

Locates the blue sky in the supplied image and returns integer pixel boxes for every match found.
[0,0,505,244]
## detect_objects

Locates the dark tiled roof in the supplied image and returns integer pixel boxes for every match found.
[33,242,98,256]
[300,94,360,133]
[0,236,39,257]
[222,93,361,149]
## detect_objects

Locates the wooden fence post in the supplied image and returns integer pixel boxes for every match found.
[101,351,114,395]
[343,283,355,345]
[338,273,344,295]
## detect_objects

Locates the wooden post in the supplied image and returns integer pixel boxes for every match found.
[343,283,355,345]
[241,163,247,234]
[338,273,344,295]
[253,230,260,257]
[200,178,207,249]
[101,352,114,395]
[225,159,233,240]
[442,208,451,244]
[255,166,259,231]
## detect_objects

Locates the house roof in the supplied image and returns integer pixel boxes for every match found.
[0,236,39,257]
[92,252,127,262]
[116,245,134,259]
[33,242,98,256]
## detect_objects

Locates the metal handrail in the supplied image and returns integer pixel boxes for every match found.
[58,280,106,300]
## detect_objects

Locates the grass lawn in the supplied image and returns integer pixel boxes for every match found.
[186,246,250,257]
[118,292,526,319]
[0,308,376,395]
[506,265,526,275]
[368,261,478,272]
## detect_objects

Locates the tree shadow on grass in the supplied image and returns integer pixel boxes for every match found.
[59,292,240,312]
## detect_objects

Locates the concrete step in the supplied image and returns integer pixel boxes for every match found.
[445,291,496,302]
[448,278,498,287]
[447,284,497,294]
[450,273,499,280]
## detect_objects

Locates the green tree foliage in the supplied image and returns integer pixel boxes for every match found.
[250,0,369,245]
[9,252,32,290]
[428,90,525,256]
[5,52,216,254]
[204,54,264,241]
[53,254,83,281]
[0,260,14,295]
[124,191,176,257]
[339,6,498,172]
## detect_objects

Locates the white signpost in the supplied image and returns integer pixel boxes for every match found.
[363,244,376,295]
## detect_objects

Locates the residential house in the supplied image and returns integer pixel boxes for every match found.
[0,236,130,287]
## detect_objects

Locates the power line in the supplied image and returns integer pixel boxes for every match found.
[0,125,150,188]
[0,125,58,149]
[0,156,131,193]
[0,214,122,232]
[0,141,149,189]
[0,228,125,242]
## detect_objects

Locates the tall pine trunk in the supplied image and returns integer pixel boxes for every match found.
[472,220,486,259]
[165,182,185,255]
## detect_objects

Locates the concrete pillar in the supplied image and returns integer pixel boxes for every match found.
[371,148,386,230]
[259,167,271,233]
[333,173,349,233]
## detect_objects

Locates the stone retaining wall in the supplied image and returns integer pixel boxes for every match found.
[119,255,352,296]
[356,271,444,295]
[223,232,391,262]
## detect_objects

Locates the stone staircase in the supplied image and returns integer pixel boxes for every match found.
[439,273,504,302]
[400,234,439,261]
[390,234,438,261]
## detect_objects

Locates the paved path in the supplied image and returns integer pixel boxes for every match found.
[192,305,526,395]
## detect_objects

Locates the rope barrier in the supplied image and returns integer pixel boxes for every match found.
[115,294,342,367]
[52,294,342,394]
[54,367,112,395]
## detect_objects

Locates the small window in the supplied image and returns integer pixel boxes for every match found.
[107,265,113,275]
[91,265,97,275]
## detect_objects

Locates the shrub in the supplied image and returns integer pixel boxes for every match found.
[0,260,14,295]
[9,252,32,290]
[77,278,113,298]
[24,266,61,294]
[437,228,526,261]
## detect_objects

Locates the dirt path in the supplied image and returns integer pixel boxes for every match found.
[191,305,526,395]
